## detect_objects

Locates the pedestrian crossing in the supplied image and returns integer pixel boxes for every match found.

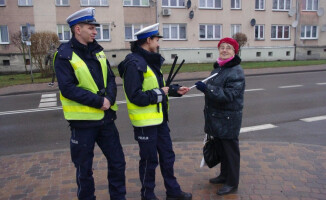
[39,93,57,108]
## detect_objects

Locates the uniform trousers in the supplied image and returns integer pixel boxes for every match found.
[216,138,240,187]
[70,122,126,200]
[134,122,182,199]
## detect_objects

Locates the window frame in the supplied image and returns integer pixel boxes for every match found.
[231,0,241,9]
[271,25,291,40]
[255,0,265,10]
[95,24,111,41]
[18,0,33,6]
[254,24,265,40]
[302,0,319,11]
[163,24,187,40]
[56,0,70,6]
[231,24,241,37]
[57,24,71,42]
[123,0,149,7]
[198,0,222,9]
[0,0,6,6]
[272,0,291,11]
[300,25,318,39]
[80,0,108,7]
[0,25,10,44]
[125,24,146,41]
[199,24,222,40]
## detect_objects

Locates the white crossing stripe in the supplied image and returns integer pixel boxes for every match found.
[300,115,326,122]
[41,93,56,98]
[245,88,265,92]
[316,82,326,85]
[40,97,57,103]
[240,124,277,133]
[279,85,303,89]
[39,93,57,108]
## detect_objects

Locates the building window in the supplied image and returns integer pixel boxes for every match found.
[56,0,69,6]
[231,24,241,37]
[163,24,187,40]
[272,0,291,11]
[286,51,290,56]
[0,25,9,44]
[18,0,33,6]
[302,0,318,11]
[307,50,311,55]
[206,53,212,58]
[271,25,290,39]
[80,0,108,6]
[0,0,5,6]
[255,25,264,40]
[57,24,71,41]
[199,0,222,9]
[95,24,110,41]
[231,0,241,9]
[301,25,318,39]
[255,0,265,10]
[21,25,35,41]
[171,54,177,59]
[256,52,261,57]
[268,52,273,56]
[162,0,185,7]
[124,0,149,6]
[199,24,222,40]
[125,24,146,41]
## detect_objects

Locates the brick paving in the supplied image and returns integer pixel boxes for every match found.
[1,142,326,200]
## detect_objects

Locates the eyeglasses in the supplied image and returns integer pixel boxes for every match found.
[219,46,234,51]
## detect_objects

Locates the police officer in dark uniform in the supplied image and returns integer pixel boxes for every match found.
[118,23,192,200]
[54,7,126,200]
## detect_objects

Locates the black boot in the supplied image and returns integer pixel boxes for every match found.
[142,196,159,200]
[217,184,238,195]
[166,191,192,200]
[209,175,226,184]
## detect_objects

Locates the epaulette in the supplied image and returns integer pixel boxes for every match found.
[56,42,73,60]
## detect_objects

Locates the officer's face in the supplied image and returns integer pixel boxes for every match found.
[148,37,160,53]
[75,24,97,45]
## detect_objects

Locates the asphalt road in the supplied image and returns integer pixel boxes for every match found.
[0,71,326,156]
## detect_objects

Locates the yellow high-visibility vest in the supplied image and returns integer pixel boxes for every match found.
[57,51,118,120]
[124,66,167,127]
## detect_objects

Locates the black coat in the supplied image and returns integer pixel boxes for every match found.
[203,55,245,139]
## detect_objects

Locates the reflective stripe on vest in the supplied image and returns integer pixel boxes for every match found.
[124,66,164,127]
[59,51,118,120]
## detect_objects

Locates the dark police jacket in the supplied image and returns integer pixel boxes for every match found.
[54,37,117,128]
[203,55,245,139]
[118,46,181,122]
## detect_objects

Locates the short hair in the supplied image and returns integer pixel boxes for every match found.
[70,23,85,35]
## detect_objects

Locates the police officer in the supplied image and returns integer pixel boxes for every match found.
[54,7,126,200]
[118,23,192,200]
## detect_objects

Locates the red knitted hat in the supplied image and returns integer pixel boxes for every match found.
[217,37,239,54]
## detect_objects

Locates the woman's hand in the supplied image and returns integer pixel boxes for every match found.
[177,87,190,95]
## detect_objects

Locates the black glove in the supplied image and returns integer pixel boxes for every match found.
[195,81,207,93]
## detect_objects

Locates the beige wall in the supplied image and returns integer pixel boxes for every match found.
[34,0,57,32]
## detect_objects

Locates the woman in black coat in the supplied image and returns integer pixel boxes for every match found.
[195,37,245,195]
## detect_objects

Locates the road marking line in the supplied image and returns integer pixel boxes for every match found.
[40,97,57,103]
[0,107,63,116]
[245,88,265,92]
[316,82,326,85]
[240,124,277,133]
[278,85,303,89]
[300,115,326,122]
[41,93,56,98]
[39,102,57,108]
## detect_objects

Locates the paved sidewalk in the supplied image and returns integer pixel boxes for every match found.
[1,65,326,199]
[1,142,326,200]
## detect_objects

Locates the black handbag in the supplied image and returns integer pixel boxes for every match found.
[203,135,220,168]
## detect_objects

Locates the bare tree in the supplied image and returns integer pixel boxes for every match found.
[11,31,28,74]
[232,32,248,56]
[30,32,60,77]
